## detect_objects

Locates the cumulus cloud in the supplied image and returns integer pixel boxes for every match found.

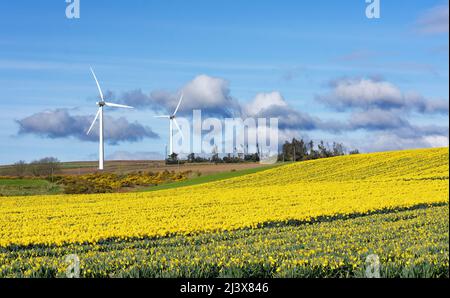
[245,92,288,115]
[417,3,449,34]
[313,76,449,151]
[107,151,164,160]
[359,132,449,153]
[346,104,448,141]
[316,77,449,114]
[349,109,410,131]
[422,135,450,147]
[244,91,346,132]
[14,69,448,155]
[115,75,241,117]
[17,109,158,144]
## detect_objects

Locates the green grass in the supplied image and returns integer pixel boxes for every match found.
[0,179,61,196]
[0,163,285,195]
[138,163,285,192]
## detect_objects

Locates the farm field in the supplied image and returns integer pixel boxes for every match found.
[0,179,60,196]
[0,164,277,196]
[0,147,448,277]
[0,160,266,176]
[140,163,282,192]
[1,205,447,278]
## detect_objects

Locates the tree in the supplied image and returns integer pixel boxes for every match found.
[282,141,292,161]
[166,153,179,165]
[13,160,27,177]
[29,157,61,178]
[332,142,345,156]
[317,141,326,158]
[187,153,195,163]
[211,145,221,163]
[292,138,308,161]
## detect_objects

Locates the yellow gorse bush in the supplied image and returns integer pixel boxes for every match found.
[0,147,448,247]
[58,170,189,194]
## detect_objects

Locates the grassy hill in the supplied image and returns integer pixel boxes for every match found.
[0,147,448,277]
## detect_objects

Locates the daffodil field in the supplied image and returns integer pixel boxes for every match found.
[0,147,448,277]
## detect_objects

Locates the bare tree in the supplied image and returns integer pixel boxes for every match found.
[30,157,61,178]
[13,160,28,177]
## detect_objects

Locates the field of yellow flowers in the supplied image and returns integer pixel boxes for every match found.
[0,204,447,278]
[0,147,448,277]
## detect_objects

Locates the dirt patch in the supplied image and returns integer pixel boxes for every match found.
[58,161,265,176]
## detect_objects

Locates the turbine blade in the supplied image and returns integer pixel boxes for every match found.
[104,102,134,109]
[173,118,183,139]
[90,67,104,101]
[173,93,184,116]
[87,108,101,135]
[154,115,170,118]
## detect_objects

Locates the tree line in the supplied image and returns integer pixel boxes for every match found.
[167,138,359,164]
[10,157,61,178]
[279,138,359,162]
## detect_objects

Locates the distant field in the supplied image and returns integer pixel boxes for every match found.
[0,161,269,196]
[140,163,283,192]
[0,160,265,176]
[0,179,61,196]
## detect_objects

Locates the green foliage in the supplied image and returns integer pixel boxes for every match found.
[140,164,281,192]
[58,171,190,194]
[0,178,61,196]
[279,138,356,162]
[186,152,260,164]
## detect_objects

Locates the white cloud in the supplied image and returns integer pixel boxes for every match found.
[244,91,287,116]
[349,109,409,130]
[244,92,346,132]
[423,135,449,147]
[357,132,449,153]
[17,109,159,144]
[118,74,240,117]
[317,77,449,114]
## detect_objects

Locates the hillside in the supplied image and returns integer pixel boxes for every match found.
[1,147,448,248]
[0,160,265,176]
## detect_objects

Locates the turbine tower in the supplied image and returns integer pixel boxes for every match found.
[86,67,134,170]
[154,94,184,156]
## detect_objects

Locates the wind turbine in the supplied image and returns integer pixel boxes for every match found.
[154,93,184,156]
[86,67,134,170]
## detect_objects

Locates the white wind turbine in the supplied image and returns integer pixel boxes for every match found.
[86,67,134,170]
[154,93,184,156]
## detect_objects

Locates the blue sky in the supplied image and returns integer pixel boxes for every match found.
[0,0,448,164]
